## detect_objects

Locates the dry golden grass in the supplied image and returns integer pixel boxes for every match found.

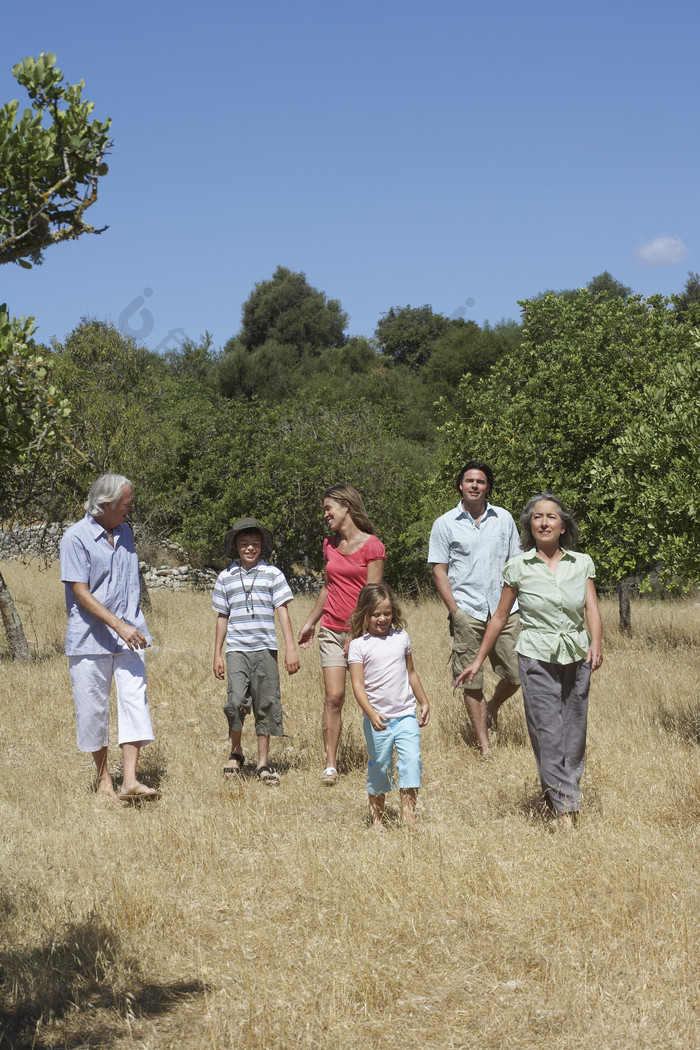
[1,560,699,1049]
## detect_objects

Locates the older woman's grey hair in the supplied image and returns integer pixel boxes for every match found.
[85,474,133,517]
[519,493,580,551]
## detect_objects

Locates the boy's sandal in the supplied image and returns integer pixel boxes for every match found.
[321,766,338,785]
[224,752,245,779]
[255,765,280,787]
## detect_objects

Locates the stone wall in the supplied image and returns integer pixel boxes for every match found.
[0,523,64,560]
[0,524,320,595]
[142,563,218,592]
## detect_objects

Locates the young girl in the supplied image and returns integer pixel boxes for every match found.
[347,584,430,829]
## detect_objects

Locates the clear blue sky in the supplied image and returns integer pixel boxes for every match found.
[2,0,698,354]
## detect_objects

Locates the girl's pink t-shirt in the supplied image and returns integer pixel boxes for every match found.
[320,534,386,632]
[347,629,416,718]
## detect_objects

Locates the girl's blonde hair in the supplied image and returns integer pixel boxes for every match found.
[323,484,375,535]
[349,583,405,639]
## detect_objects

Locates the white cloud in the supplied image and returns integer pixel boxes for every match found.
[636,234,689,267]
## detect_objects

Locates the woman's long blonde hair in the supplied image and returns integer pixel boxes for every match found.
[349,583,405,640]
[323,484,375,535]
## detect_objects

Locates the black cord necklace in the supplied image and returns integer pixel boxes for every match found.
[238,563,259,618]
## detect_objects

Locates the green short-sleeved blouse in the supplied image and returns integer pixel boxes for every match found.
[502,549,595,665]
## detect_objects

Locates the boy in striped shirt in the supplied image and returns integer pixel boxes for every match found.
[213,517,300,785]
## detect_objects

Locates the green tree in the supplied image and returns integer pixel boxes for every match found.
[0,53,110,658]
[586,271,632,299]
[0,309,77,658]
[425,318,521,403]
[0,311,71,499]
[235,265,347,353]
[0,53,111,267]
[433,290,697,623]
[51,321,164,477]
[592,329,700,591]
[674,271,700,322]
[51,322,223,534]
[374,304,452,369]
[219,267,350,400]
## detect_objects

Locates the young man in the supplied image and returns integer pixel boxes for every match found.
[428,461,521,758]
[212,517,300,785]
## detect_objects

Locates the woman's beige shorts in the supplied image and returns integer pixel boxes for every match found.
[318,626,349,668]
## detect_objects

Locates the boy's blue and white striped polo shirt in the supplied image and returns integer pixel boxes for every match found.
[212,559,293,652]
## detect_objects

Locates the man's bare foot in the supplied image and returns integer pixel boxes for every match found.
[480,748,495,761]
[119,782,158,800]
[556,812,575,830]
[96,777,115,797]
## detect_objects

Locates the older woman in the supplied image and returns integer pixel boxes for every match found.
[456,494,602,827]
[298,485,385,785]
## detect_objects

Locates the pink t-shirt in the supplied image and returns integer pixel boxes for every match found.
[320,534,386,631]
[347,629,416,718]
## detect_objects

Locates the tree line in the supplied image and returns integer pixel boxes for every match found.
[2,54,700,658]
[18,265,700,587]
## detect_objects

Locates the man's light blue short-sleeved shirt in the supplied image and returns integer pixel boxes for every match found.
[428,501,521,621]
[59,513,151,656]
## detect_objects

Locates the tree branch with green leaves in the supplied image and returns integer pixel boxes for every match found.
[0,53,112,268]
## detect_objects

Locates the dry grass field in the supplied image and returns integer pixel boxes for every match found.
[1,560,699,1049]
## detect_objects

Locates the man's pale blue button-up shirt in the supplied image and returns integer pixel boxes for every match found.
[428,501,521,621]
[59,513,151,656]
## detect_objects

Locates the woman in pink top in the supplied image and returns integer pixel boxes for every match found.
[298,484,385,785]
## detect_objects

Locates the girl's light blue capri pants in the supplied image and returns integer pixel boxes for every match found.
[363,713,422,795]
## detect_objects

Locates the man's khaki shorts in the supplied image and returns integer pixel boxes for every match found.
[451,609,521,691]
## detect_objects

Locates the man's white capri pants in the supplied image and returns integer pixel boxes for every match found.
[68,650,154,752]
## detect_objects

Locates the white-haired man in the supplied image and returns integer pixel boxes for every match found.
[60,474,157,799]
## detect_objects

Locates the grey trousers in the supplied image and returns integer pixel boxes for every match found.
[518,654,591,814]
